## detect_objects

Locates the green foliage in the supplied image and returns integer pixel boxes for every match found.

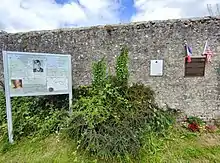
[67,84,140,158]
[0,93,69,141]
[1,126,220,163]
[66,48,176,159]
[115,47,129,87]
[186,116,204,126]
[0,91,6,137]
[0,47,177,161]
[92,57,107,89]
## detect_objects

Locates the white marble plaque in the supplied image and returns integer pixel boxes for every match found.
[150,60,163,76]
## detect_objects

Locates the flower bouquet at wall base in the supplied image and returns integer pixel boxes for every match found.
[181,116,218,133]
[205,124,218,133]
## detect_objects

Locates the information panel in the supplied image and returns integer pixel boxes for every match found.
[3,51,72,144]
[4,51,72,97]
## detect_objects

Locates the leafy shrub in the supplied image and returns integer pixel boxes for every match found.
[0,91,7,137]
[0,93,69,141]
[66,47,175,159]
[115,47,129,87]
[92,57,107,89]
[0,47,176,160]
[72,86,93,101]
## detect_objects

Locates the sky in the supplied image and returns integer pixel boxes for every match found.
[0,0,220,33]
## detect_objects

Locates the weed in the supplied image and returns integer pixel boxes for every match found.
[66,47,175,159]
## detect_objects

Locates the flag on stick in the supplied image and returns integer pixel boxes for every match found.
[202,40,213,63]
[185,43,192,63]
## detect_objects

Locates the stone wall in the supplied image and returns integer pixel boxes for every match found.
[1,17,220,120]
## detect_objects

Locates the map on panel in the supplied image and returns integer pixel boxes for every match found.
[6,52,71,97]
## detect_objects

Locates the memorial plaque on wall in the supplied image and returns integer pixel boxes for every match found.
[150,60,163,76]
[185,57,206,77]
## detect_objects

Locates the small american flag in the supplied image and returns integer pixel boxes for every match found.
[202,40,213,63]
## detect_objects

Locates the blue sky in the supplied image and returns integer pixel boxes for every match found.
[0,0,219,33]
[54,0,137,23]
[55,0,136,18]
[117,0,136,23]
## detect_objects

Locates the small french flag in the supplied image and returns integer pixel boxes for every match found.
[185,43,192,63]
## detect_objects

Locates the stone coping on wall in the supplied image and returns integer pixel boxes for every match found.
[2,16,220,35]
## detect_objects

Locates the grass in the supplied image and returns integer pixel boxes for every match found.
[0,134,94,163]
[140,127,220,163]
[0,127,220,163]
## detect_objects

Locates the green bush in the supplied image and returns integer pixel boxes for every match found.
[115,47,129,87]
[0,93,69,141]
[66,47,175,159]
[0,47,176,161]
[0,91,7,137]
[92,57,107,89]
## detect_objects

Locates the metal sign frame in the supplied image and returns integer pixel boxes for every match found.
[2,51,72,143]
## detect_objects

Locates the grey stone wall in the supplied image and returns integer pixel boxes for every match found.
[1,17,220,120]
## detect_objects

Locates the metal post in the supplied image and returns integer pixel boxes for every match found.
[68,55,73,114]
[3,51,14,143]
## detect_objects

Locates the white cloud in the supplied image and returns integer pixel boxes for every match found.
[132,0,220,22]
[0,0,120,33]
[1,0,219,33]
